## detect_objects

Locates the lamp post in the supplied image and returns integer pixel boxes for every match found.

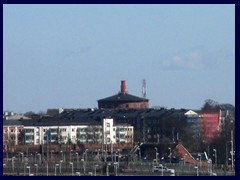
[195,166,199,176]
[85,149,88,162]
[81,159,85,175]
[46,163,48,176]
[38,153,41,163]
[69,162,73,176]
[12,156,15,173]
[114,151,117,162]
[30,153,33,162]
[98,149,100,161]
[213,149,217,168]
[76,153,78,169]
[24,163,28,176]
[208,159,212,175]
[55,164,59,176]
[35,152,37,162]
[168,147,172,164]
[154,147,158,164]
[113,162,118,176]
[34,164,38,176]
[19,152,24,162]
[60,160,63,174]
[60,150,64,162]
[26,166,31,176]
[230,130,234,171]
[94,164,99,176]
[106,163,111,176]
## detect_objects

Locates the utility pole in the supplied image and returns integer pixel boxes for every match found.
[231,130,234,171]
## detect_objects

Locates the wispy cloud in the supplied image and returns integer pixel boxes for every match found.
[161,49,204,70]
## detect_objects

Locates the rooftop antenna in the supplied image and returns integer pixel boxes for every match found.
[142,79,147,98]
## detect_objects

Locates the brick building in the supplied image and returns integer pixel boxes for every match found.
[98,80,149,109]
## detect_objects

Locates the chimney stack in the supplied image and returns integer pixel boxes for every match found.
[121,80,127,94]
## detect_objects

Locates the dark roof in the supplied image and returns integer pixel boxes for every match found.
[4,108,193,127]
[98,92,148,102]
[3,119,23,126]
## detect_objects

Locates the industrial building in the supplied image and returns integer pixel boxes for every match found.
[98,80,149,109]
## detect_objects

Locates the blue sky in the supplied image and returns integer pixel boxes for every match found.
[3,4,235,113]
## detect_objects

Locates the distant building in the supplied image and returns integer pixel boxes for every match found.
[3,120,24,146]
[20,117,133,145]
[184,110,200,139]
[98,80,149,109]
[200,113,219,142]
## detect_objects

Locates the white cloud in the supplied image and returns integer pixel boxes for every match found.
[161,49,204,70]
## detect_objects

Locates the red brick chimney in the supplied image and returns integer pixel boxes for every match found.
[121,80,127,94]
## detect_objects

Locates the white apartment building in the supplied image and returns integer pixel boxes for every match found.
[23,118,134,145]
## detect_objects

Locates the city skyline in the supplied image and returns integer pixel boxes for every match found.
[3,4,235,113]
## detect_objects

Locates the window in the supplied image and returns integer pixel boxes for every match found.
[72,128,75,132]
[106,123,110,127]
[113,128,115,131]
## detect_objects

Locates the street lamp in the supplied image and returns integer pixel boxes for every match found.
[24,163,28,176]
[106,163,111,176]
[85,149,88,162]
[34,164,38,176]
[213,149,217,168]
[76,153,79,168]
[113,162,118,176]
[35,152,37,162]
[12,156,15,173]
[168,147,172,164]
[26,166,31,176]
[19,152,24,162]
[46,163,48,176]
[208,159,212,175]
[81,159,86,175]
[160,164,163,176]
[94,164,99,176]
[60,150,64,162]
[194,166,199,176]
[98,149,100,161]
[60,160,63,174]
[30,153,33,162]
[55,164,59,176]
[37,153,41,163]
[154,147,158,164]
[69,162,73,176]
